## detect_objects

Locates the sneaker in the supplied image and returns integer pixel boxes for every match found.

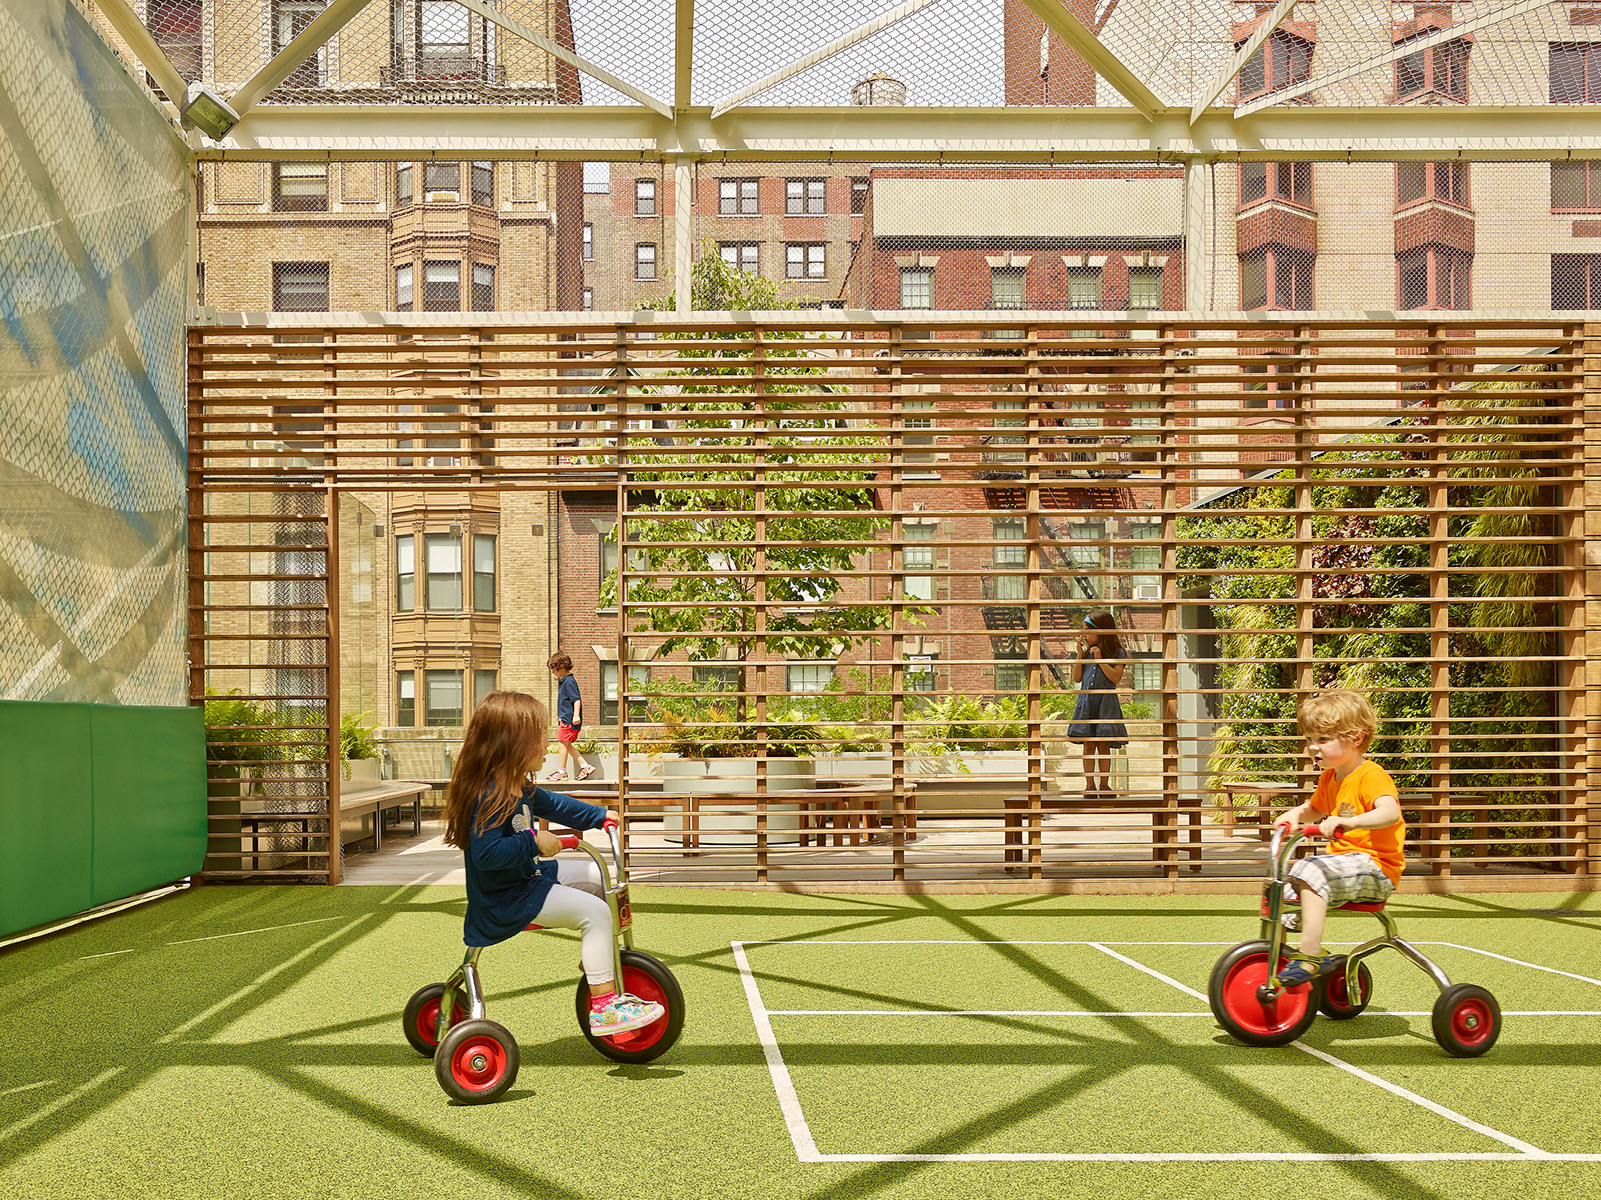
[589,992,666,1037]
[547,770,569,781]
[577,764,596,780]
[1275,952,1343,988]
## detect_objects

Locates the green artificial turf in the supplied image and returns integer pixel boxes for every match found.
[2,885,1600,1200]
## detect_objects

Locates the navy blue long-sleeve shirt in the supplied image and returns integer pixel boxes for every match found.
[462,784,609,947]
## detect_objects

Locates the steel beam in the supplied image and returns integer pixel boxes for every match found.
[228,0,375,117]
[676,0,695,114]
[206,102,1601,162]
[710,0,942,119]
[1018,0,1161,120]
[1237,0,1555,116]
[1191,0,1297,123]
[455,0,671,117]
[87,0,190,114]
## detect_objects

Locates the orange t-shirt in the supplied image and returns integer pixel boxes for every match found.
[1309,759,1406,886]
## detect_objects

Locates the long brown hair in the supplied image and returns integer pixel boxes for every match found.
[1084,610,1124,658]
[442,691,548,847]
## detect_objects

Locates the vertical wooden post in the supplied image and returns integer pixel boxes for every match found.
[1024,324,1044,880]
[1158,324,1185,873]
[1581,323,1601,877]
[889,325,907,884]
[614,326,631,867]
[1292,325,1315,801]
[1425,325,1452,875]
[325,484,342,886]
[752,329,769,883]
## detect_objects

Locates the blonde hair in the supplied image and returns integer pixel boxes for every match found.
[1297,689,1379,749]
[442,691,548,847]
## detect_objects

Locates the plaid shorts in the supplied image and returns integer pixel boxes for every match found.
[1286,852,1394,906]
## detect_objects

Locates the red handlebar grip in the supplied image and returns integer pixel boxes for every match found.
[602,818,619,832]
[556,833,581,850]
[1302,823,1323,837]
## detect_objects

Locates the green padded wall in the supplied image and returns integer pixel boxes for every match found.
[0,701,205,939]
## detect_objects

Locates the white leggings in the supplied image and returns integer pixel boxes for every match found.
[531,858,614,987]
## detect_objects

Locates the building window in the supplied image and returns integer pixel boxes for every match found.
[421,261,460,310]
[1553,255,1601,308]
[1069,520,1105,601]
[424,160,459,196]
[472,534,496,611]
[1551,42,1601,102]
[1239,161,1313,208]
[1397,161,1469,208]
[397,671,415,727]
[991,517,1027,602]
[786,178,826,215]
[425,669,464,727]
[907,654,937,692]
[1128,267,1162,311]
[994,649,1027,693]
[899,267,933,309]
[720,242,760,274]
[1399,246,1471,310]
[635,243,657,280]
[583,287,594,311]
[635,178,657,215]
[719,178,759,215]
[1396,35,1469,102]
[272,162,327,212]
[903,522,936,602]
[424,532,462,610]
[1067,268,1103,310]
[272,262,329,311]
[582,222,593,260]
[471,161,493,206]
[990,268,1025,310]
[474,669,497,711]
[1240,247,1313,310]
[471,264,494,312]
[396,534,415,610]
[418,0,473,77]
[786,243,826,279]
[1238,30,1312,101]
[395,264,414,312]
[1552,161,1601,211]
[786,662,835,693]
[273,0,325,87]
[1130,522,1161,596]
[150,0,202,87]
[851,177,868,214]
[600,663,650,723]
[904,396,936,472]
[692,665,742,694]
[395,162,413,205]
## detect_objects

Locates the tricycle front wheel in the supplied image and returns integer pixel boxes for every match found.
[574,948,685,1064]
[1209,940,1320,1047]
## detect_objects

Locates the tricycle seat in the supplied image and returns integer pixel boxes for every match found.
[1336,901,1387,912]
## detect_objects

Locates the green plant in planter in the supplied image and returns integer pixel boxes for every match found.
[574,735,603,755]
[636,679,824,759]
[339,710,381,780]
[203,688,286,794]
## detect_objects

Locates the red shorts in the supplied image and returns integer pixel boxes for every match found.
[557,722,579,743]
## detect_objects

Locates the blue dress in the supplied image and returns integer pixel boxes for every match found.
[1067,657,1129,748]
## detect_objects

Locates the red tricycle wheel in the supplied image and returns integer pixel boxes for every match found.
[574,948,685,1064]
[402,982,466,1057]
[1319,959,1373,1020]
[1208,940,1320,1047]
[434,1019,519,1104]
[1431,983,1501,1058]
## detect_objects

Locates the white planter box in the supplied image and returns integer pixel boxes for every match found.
[342,758,382,794]
[659,757,814,845]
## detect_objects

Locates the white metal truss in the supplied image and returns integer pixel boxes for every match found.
[1191,0,1298,123]
[1235,0,1559,116]
[87,0,189,111]
[1018,0,1161,120]
[228,0,375,117]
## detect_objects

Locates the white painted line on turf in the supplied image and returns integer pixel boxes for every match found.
[731,941,821,1164]
[166,916,344,946]
[78,949,136,960]
[1420,943,1601,990]
[1100,943,1551,1158]
[769,1009,1214,1017]
[808,1152,1601,1162]
[0,1080,54,1097]
[0,1068,121,1143]
[1088,942,1210,1002]
[1289,1041,1549,1156]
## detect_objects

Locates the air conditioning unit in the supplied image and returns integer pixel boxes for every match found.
[425,191,459,203]
[1133,584,1161,601]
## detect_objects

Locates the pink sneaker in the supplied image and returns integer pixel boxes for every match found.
[589,993,665,1037]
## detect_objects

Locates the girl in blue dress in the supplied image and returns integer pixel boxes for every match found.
[1067,610,1128,799]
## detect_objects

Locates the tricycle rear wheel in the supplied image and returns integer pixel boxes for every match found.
[403,982,467,1057]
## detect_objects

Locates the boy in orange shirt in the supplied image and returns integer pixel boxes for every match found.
[1272,690,1405,987]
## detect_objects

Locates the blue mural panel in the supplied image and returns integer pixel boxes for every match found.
[0,0,190,705]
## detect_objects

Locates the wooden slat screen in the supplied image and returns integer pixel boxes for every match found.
[189,316,1596,888]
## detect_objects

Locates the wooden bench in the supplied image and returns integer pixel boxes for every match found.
[1003,792,1205,871]
[340,781,430,853]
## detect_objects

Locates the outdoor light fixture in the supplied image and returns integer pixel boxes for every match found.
[179,83,240,140]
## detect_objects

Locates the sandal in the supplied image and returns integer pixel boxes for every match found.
[1275,952,1343,988]
[577,764,596,780]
